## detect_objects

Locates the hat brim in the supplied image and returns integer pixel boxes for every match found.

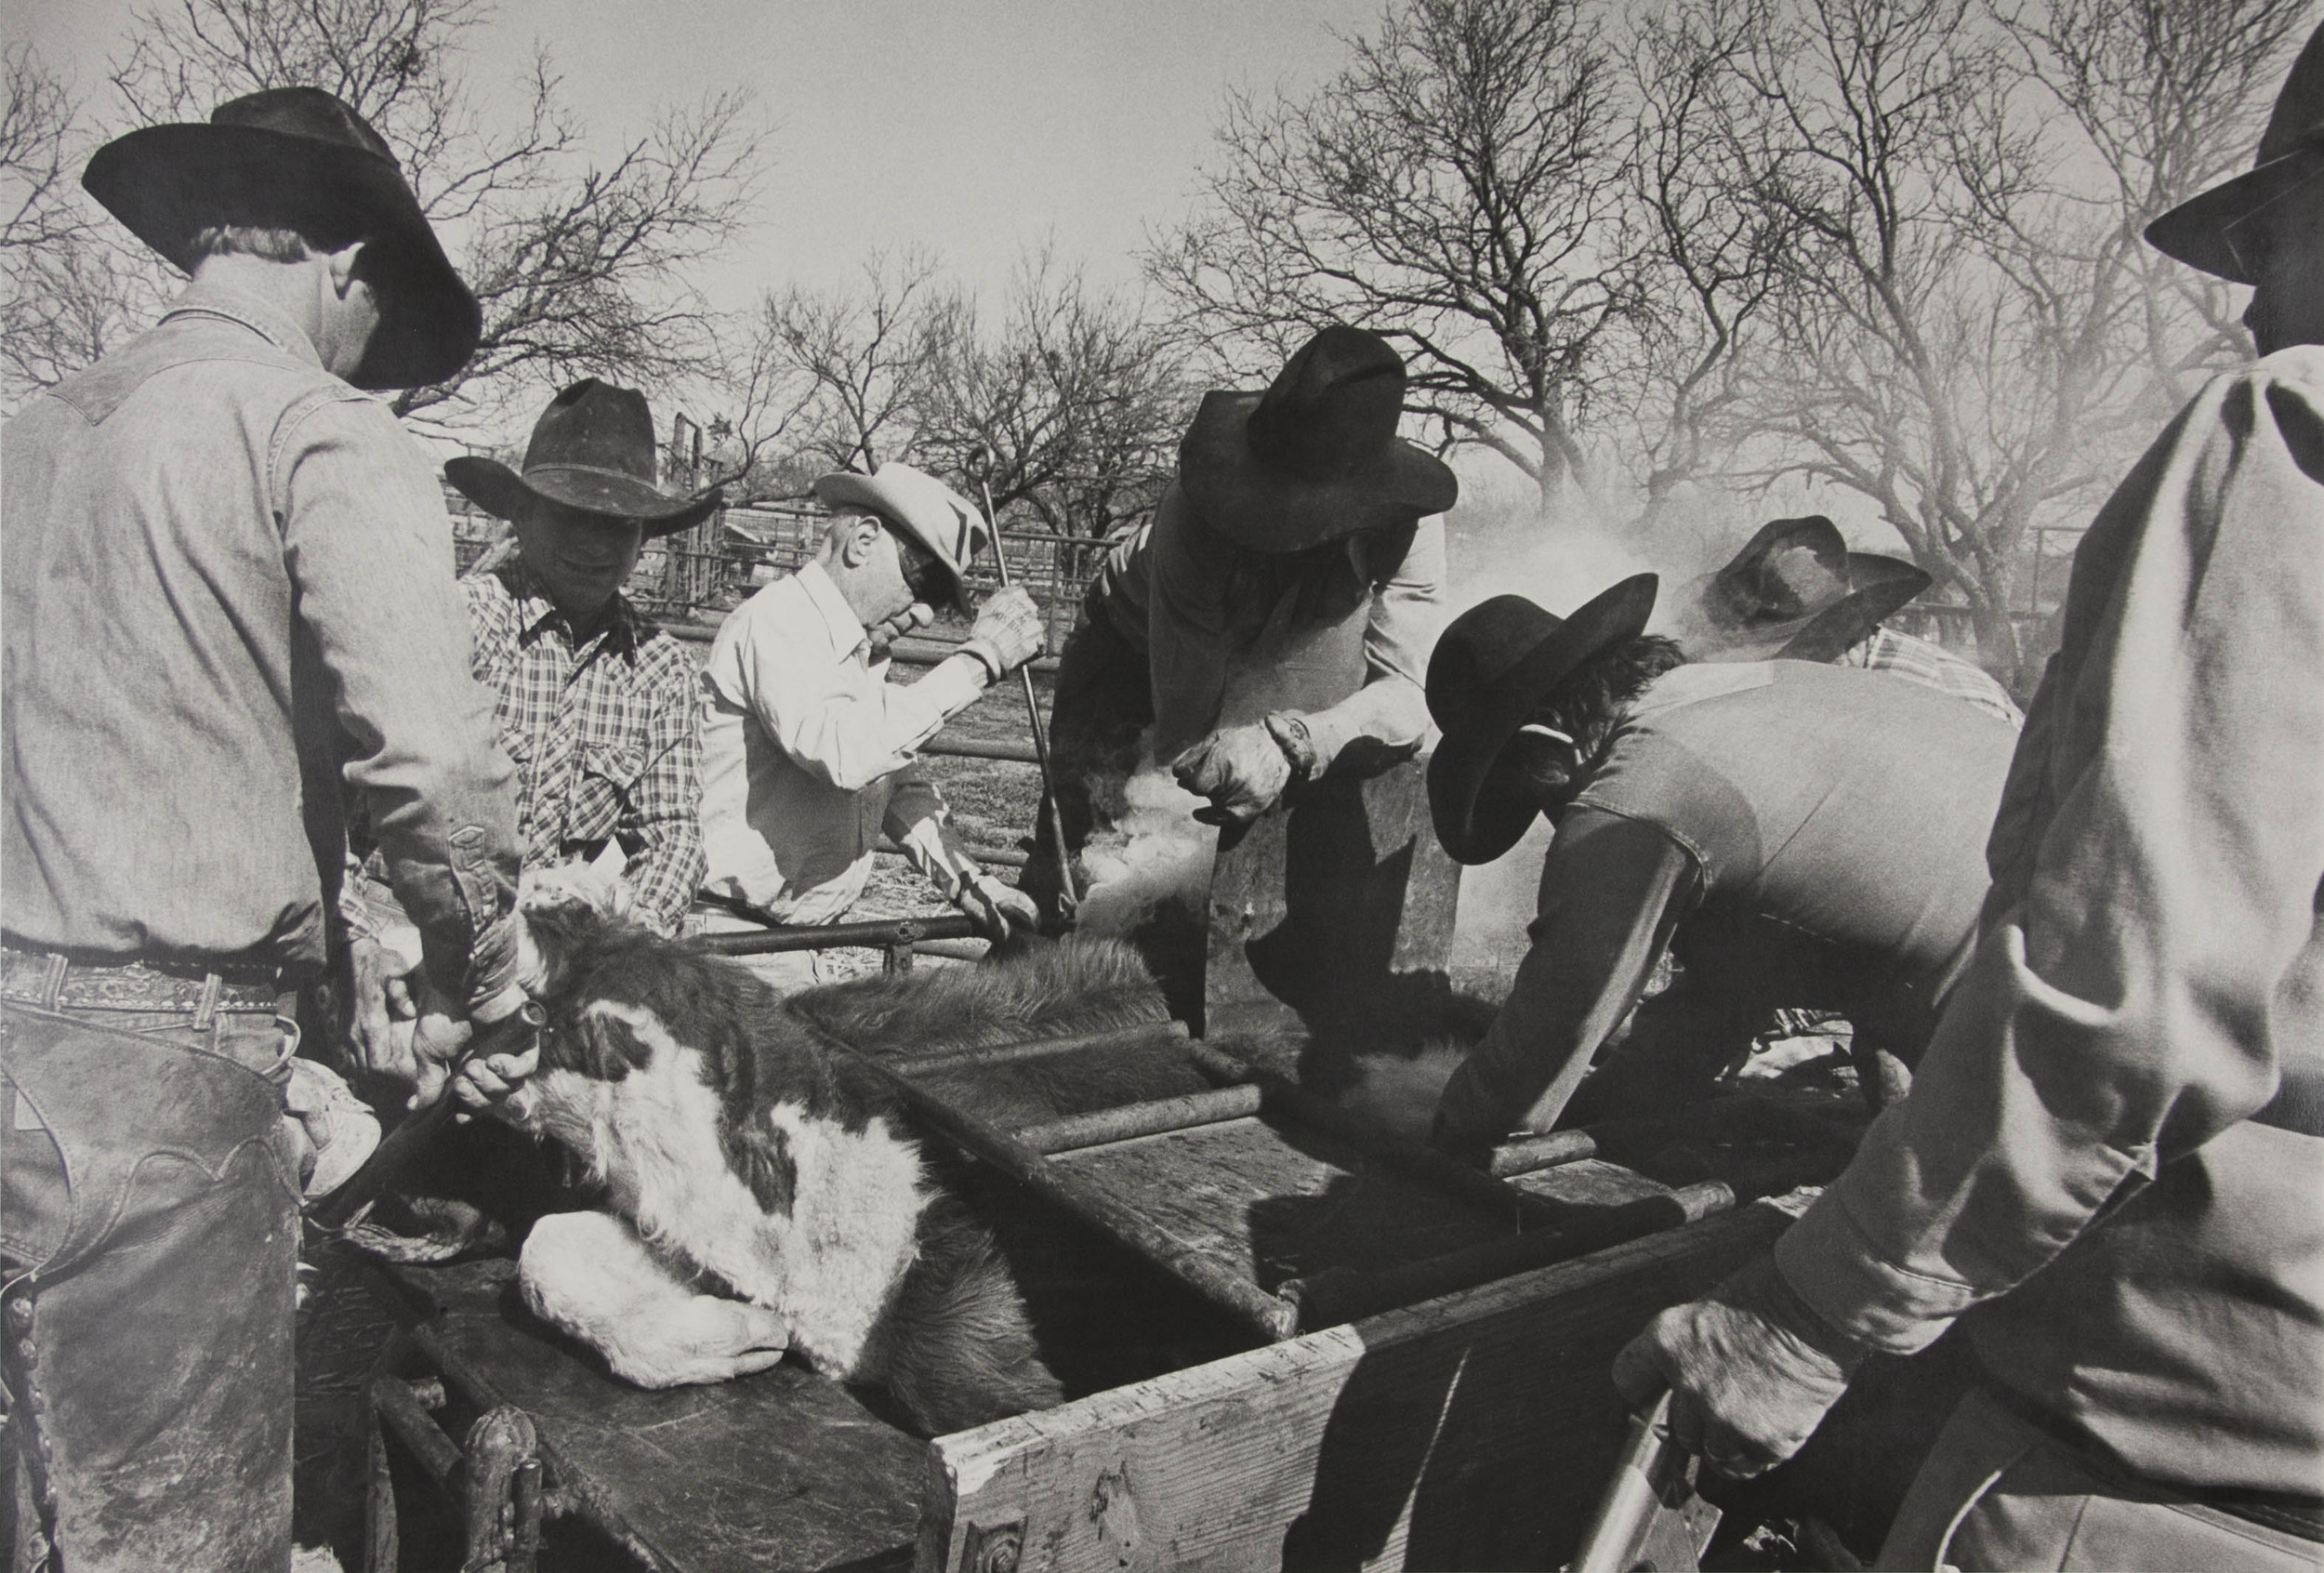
[1179,390,1459,552]
[83,123,482,390]
[1675,554,1931,661]
[812,470,973,611]
[445,456,720,538]
[1427,574,1659,866]
[2146,146,2324,284]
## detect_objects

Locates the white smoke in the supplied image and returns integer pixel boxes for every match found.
[1073,761,1217,938]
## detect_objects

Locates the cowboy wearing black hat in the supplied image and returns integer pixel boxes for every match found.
[1621,28,2324,1570]
[1422,575,2012,1157]
[340,379,717,1067]
[1027,324,1456,916]
[1671,514,2021,726]
[1,89,534,1567]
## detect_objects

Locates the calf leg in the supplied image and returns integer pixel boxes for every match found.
[518,1210,790,1389]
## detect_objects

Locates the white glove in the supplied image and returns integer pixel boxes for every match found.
[961,586,1045,680]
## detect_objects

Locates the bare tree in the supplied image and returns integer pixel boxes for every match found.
[1614,0,1801,522]
[1719,0,2306,687]
[1149,0,1640,509]
[753,246,955,473]
[3,0,763,427]
[918,248,1193,538]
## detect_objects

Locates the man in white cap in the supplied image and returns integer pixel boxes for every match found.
[1618,27,2324,1570]
[698,461,1045,981]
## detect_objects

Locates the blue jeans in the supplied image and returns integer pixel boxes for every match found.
[1,1000,299,1572]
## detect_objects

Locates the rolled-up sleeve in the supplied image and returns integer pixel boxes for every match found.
[1777,364,2324,1353]
[275,391,520,1000]
[1300,515,1444,771]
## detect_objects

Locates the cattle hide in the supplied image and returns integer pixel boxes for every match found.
[506,905,1063,1435]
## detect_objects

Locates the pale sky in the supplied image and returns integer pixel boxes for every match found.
[7,0,1386,309]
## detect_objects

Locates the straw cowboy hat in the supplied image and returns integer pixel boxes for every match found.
[83,86,481,391]
[1179,324,1459,552]
[812,462,990,612]
[1425,575,1660,866]
[446,380,721,538]
[1668,515,1931,664]
[2147,24,2324,284]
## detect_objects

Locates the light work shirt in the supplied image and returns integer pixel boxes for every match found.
[1,282,519,1001]
[1436,662,2014,1146]
[1776,346,2324,1497]
[697,562,986,922]
[1088,482,1444,766]
[1842,626,2023,728]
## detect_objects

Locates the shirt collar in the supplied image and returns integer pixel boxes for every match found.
[496,558,640,662]
[795,562,872,660]
[157,280,326,372]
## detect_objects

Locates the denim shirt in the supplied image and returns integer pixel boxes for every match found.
[1,282,520,999]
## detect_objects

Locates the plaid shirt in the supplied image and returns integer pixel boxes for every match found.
[462,560,705,932]
[1842,627,2024,729]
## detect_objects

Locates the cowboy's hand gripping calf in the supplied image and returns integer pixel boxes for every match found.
[500,901,1063,1435]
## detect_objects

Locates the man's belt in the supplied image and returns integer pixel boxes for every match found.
[0,946,287,1015]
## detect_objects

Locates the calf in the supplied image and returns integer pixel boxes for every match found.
[505,904,1062,1435]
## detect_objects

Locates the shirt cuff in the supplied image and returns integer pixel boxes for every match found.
[1772,1183,1977,1356]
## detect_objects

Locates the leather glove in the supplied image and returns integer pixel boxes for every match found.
[1170,722,1295,827]
[961,586,1045,680]
[1609,1253,1866,1479]
[954,869,1041,943]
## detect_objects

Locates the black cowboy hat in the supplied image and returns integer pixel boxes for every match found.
[1179,324,1459,552]
[444,379,721,537]
[2147,25,2324,284]
[1425,575,1659,866]
[82,87,481,391]
[1669,515,1930,663]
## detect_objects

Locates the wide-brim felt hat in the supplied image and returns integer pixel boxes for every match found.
[812,463,989,612]
[82,87,481,391]
[445,378,720,538]
[1180,324,1459,553]
[1670,513,1931,662]
[1425,574,1659,866]
[2146,24,2324,284]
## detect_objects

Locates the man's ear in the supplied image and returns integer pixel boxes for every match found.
[837,516,881,569]
[325,241,367,300]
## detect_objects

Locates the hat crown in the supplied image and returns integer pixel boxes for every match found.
[209,86,398,167]
[1715,515,1851,622]
[1427,594,1565,734]
[1245,324,1410,483]
[522,378,659,487]
[2256,25,2324,166]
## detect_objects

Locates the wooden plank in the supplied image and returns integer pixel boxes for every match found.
[396,1259,927,1573]
[1280,1181,1736,1330]
[812,1033,1303,1342]
[892,1022,1189,1078]
[921,1197,1802,1573]
[1050,1118,1522,1294]
[1016,1085,1263,1155]
[1203,757,1463,1040]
